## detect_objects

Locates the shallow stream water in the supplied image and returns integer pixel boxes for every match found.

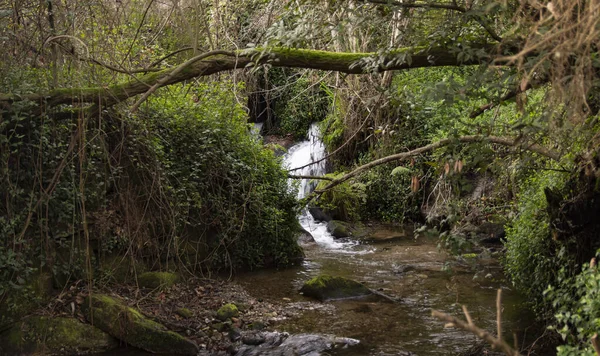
[235,225,536,355]
[233,124,537,355]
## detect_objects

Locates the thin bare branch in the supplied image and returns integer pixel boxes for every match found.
[310,135,560,198]
[288,175,333,181]
[497,289,503,341]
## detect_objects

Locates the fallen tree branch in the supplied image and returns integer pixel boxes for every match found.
[432,309,520,356]
[0,44,501,109]
[309,135,559,198]
[432,288,521,356]
[288,175,333,181]
[130,50,236,112]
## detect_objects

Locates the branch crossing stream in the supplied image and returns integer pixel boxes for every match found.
[236,124,537,355]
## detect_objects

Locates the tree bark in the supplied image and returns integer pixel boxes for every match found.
[0,44,503,109]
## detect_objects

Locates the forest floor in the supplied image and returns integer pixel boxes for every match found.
[38,276,331,355]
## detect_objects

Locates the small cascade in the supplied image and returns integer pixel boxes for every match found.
[284,123,352,250]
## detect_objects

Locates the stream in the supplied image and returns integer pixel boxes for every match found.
[235,123,536,355]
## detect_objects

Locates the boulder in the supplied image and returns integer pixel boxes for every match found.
[0,316,118,355]
[326,220,351,238]
[82,294,198,355]
[217,303,240,321]
[137,272,179,289]
[298,227,316,245]
[308,206,332,222]
[300,274,372,301]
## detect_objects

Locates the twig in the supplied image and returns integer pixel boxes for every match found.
[431,288,521,356]
[432,309,520,356]
[592,333,600,355]
[288,174,333,181]
[310,135,560,196]
[497,289,503,341]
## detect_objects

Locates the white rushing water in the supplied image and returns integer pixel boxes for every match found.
[284,123,354,250]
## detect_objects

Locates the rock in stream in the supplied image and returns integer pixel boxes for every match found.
[235,331,359,356]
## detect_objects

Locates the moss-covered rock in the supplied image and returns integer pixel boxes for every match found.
[216,303,239,321]
[82,294,198,354]
[327,220,351,238]
[175,307,193,319]
[137,272,179,289]
[300,274,372,301]
[0,316,118,355]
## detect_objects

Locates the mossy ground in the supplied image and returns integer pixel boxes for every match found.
[0,316,118,354]
[137,271,180,289]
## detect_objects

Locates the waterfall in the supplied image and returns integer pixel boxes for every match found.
[284,123,352,250]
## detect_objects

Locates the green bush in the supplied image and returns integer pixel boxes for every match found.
[503,169,569,313]
[139,82,302,269]
[315,172,366,221]
[272,71,330,139]
[546,257,600,356]
[357,165,421,222]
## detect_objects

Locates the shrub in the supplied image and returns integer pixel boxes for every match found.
[139,82,302,270]
[503,169,569,313]
[546,256,600,356]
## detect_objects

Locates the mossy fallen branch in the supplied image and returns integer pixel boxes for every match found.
[0,44,501,109]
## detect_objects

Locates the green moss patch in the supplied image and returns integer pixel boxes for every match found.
[216,303,239,321]
[137,272,179,289]
[300,274,372,301]
[175,308,193,319]
[82,294,198,354]
[0,316,118,355]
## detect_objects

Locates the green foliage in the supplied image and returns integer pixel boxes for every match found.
[315,172,366,221]
[503,169,569,313]
[357,165,420,222]
[271,70,330,139]
[546,257,600,356]
[139,82,302,269]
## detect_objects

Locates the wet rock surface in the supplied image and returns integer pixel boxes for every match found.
[298,227,316,245]
[235,331,359,356]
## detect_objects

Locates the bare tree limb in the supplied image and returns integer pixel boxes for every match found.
[469,81,541,118]
[310,135,560,198]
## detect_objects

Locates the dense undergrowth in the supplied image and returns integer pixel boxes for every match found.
[0,80,302,326]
